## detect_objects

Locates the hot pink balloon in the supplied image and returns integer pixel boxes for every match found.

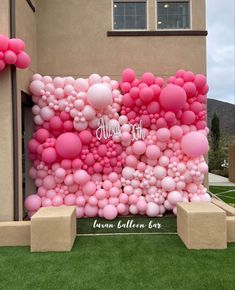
[4,50,17,64]
[55,132,82,159]
[15,51,31,69]
[159,84,187,112]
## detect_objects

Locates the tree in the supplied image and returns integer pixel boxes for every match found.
[211,112,220,151]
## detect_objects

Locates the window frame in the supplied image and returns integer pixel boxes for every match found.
[155,0,192,31]
[112,0,149,31]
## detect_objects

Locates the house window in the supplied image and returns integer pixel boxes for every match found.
[113,1,147,30]
[157,1,190,29]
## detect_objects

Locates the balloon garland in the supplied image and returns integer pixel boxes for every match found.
[0,34,30,71]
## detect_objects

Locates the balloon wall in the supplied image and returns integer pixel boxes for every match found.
[0,34,31,71]
[25,69,210,220]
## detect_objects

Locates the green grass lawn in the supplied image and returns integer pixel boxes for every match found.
[0,235,235,290]
[209,186,235,206]
[1,188,234,290]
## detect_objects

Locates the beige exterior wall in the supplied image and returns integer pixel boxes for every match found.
[36,0,206,78]
[0,0,14,221]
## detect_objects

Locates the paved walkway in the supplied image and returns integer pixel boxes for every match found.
[209,173,235,187]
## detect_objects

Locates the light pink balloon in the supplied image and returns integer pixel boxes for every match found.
[167,191,182,204]
[73,170,90,185]
[161,177,175,191]
[181,132,209,157]
[82,181,96,196]
[30,80,45,97]
[64,194,76,205]
[87,83,113,110]
[146,202,159,217]
[52,195,63,206]
[84,204,98,217]
[146,145,161,160]
[132,141,146,155]
[24,194,41,211]
[157,128,170,142]
[103,204,118,220]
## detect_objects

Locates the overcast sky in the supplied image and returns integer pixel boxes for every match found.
[206,0,235,104]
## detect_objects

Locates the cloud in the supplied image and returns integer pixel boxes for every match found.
[206,0,235,104]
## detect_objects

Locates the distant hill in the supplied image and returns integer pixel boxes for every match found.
[207,99,235,135]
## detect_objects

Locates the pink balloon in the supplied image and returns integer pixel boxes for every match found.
[82,181,96,196]
[146,145,161,159]
[52,195,63,206]
[15,51,31,69]
[161,177,175,191]
[76,206,85,218]
[0,59,6,71]
[183,82,197,98]
[137,200,147,211]
[79,130,93,144]
[87,83,112,110]
[24,194,41,211]
[141,72,155,86]
[73,170,90,185]
[139,87,154,103]
[146,202,159,217]
[181,132,209,157]
[4,50,17,64]
[8,38,25,53]
[122,68,136,83]
[42,147,57,163]
[30,80,45,97]
[0,34,9,51]
[157,128,170,142]
[84,204,98,217]
[167,191,182,204]
[64,194,76,205]
[43,175,56,190]
[103,204,118,220]
[55,133,82,159]
[159,84,187,112]
[194,74,206,90]
[49,116,63,131]
[170,125,183,140]
[42,198,52,207]
[181,110,196,125]
[132,141,146,155]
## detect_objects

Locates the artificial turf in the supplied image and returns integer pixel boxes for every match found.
[209,186,235,206]
[0,235,235,290]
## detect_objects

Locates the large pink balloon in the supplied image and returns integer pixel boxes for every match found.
[103,204,118,220]
[55,133,82,159]
[24,194,41,211]
[87,83,113,110]
[159,84,186,112]
[181,131,209,157]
